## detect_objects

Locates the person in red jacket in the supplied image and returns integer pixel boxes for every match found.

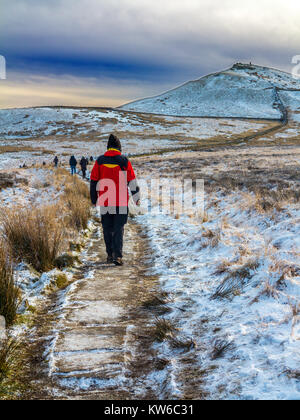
[90,134,140,266]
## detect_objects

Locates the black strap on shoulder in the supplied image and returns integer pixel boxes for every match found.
[97,155,128,171]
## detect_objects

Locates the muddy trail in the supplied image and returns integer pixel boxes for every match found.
[25,219,176,400]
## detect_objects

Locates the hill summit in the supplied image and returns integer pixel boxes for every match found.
[121,63,300,119]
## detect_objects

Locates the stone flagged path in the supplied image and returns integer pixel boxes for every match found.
[43,220,169,400]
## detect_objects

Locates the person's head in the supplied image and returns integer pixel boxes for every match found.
[107,134,122,152]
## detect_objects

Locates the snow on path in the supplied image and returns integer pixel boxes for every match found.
[39,220,175,400]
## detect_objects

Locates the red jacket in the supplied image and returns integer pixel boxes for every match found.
[90,149,139,208]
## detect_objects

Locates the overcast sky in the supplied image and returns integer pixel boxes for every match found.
[1,0,300,108]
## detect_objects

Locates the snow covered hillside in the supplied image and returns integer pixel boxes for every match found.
[135,146,300,400]
[0,106,272,170]
[0,64,299,400]
[121,63,300,119]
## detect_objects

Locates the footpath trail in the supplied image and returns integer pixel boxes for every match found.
[28,219,168,400]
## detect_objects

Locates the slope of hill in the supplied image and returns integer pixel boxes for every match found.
[121,63,300,119]
[0,107,274,170]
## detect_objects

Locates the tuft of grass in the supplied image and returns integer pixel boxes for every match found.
[253,187,300,214]
[63,177,90,231]
[154,358,170,371]
[0,246,20,327]
[54,253,80,270]
[142,293,172,315]
[152,318,175,342]
[169,337,196,351]
[214,259,233,276]
[142,292,172,308]
[212,257,260,300]
[0,173,15,190]
[69,242,83,252]
[202,229,221,248]
[55,273,69,289]
[211,338,234,360]
[0,338,20,382]
[0,337,29,400]
[65,194,90,231]
[64,176,90,200]
[1,206,64,273]
[284,369,300,380]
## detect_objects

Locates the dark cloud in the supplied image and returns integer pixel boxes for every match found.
[0,0,299,107]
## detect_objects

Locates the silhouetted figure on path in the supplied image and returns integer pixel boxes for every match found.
[80,156,88,179]
[69,156,77,175]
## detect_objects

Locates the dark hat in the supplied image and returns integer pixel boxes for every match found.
[107,134,122,152]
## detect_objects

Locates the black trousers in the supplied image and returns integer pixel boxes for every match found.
[101,212,128,258]
[81,168,86,178]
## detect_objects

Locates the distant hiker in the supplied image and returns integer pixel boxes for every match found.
[90,134,140,266]
[69,155,77,175]
[80,156,88,179]
[54,156,59,168]
[90,156,94,163]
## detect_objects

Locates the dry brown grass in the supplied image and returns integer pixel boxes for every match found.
[212,257,260,300]
[0,173,29,191]
[0,337,29,399]
[63,177,90,231]
[251,259,300,305]
[52,168,91,231]
[0,246,20,326]
[169,336,196,351]
[0,169,91,273]
[0,174,15,190]
[0,145,52,154]
[64,175,90,200]
[202,229,221,248]
[1,206,64,273]
[211,338,234,360]
[0,339,20,383]
[213,259,233,276]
